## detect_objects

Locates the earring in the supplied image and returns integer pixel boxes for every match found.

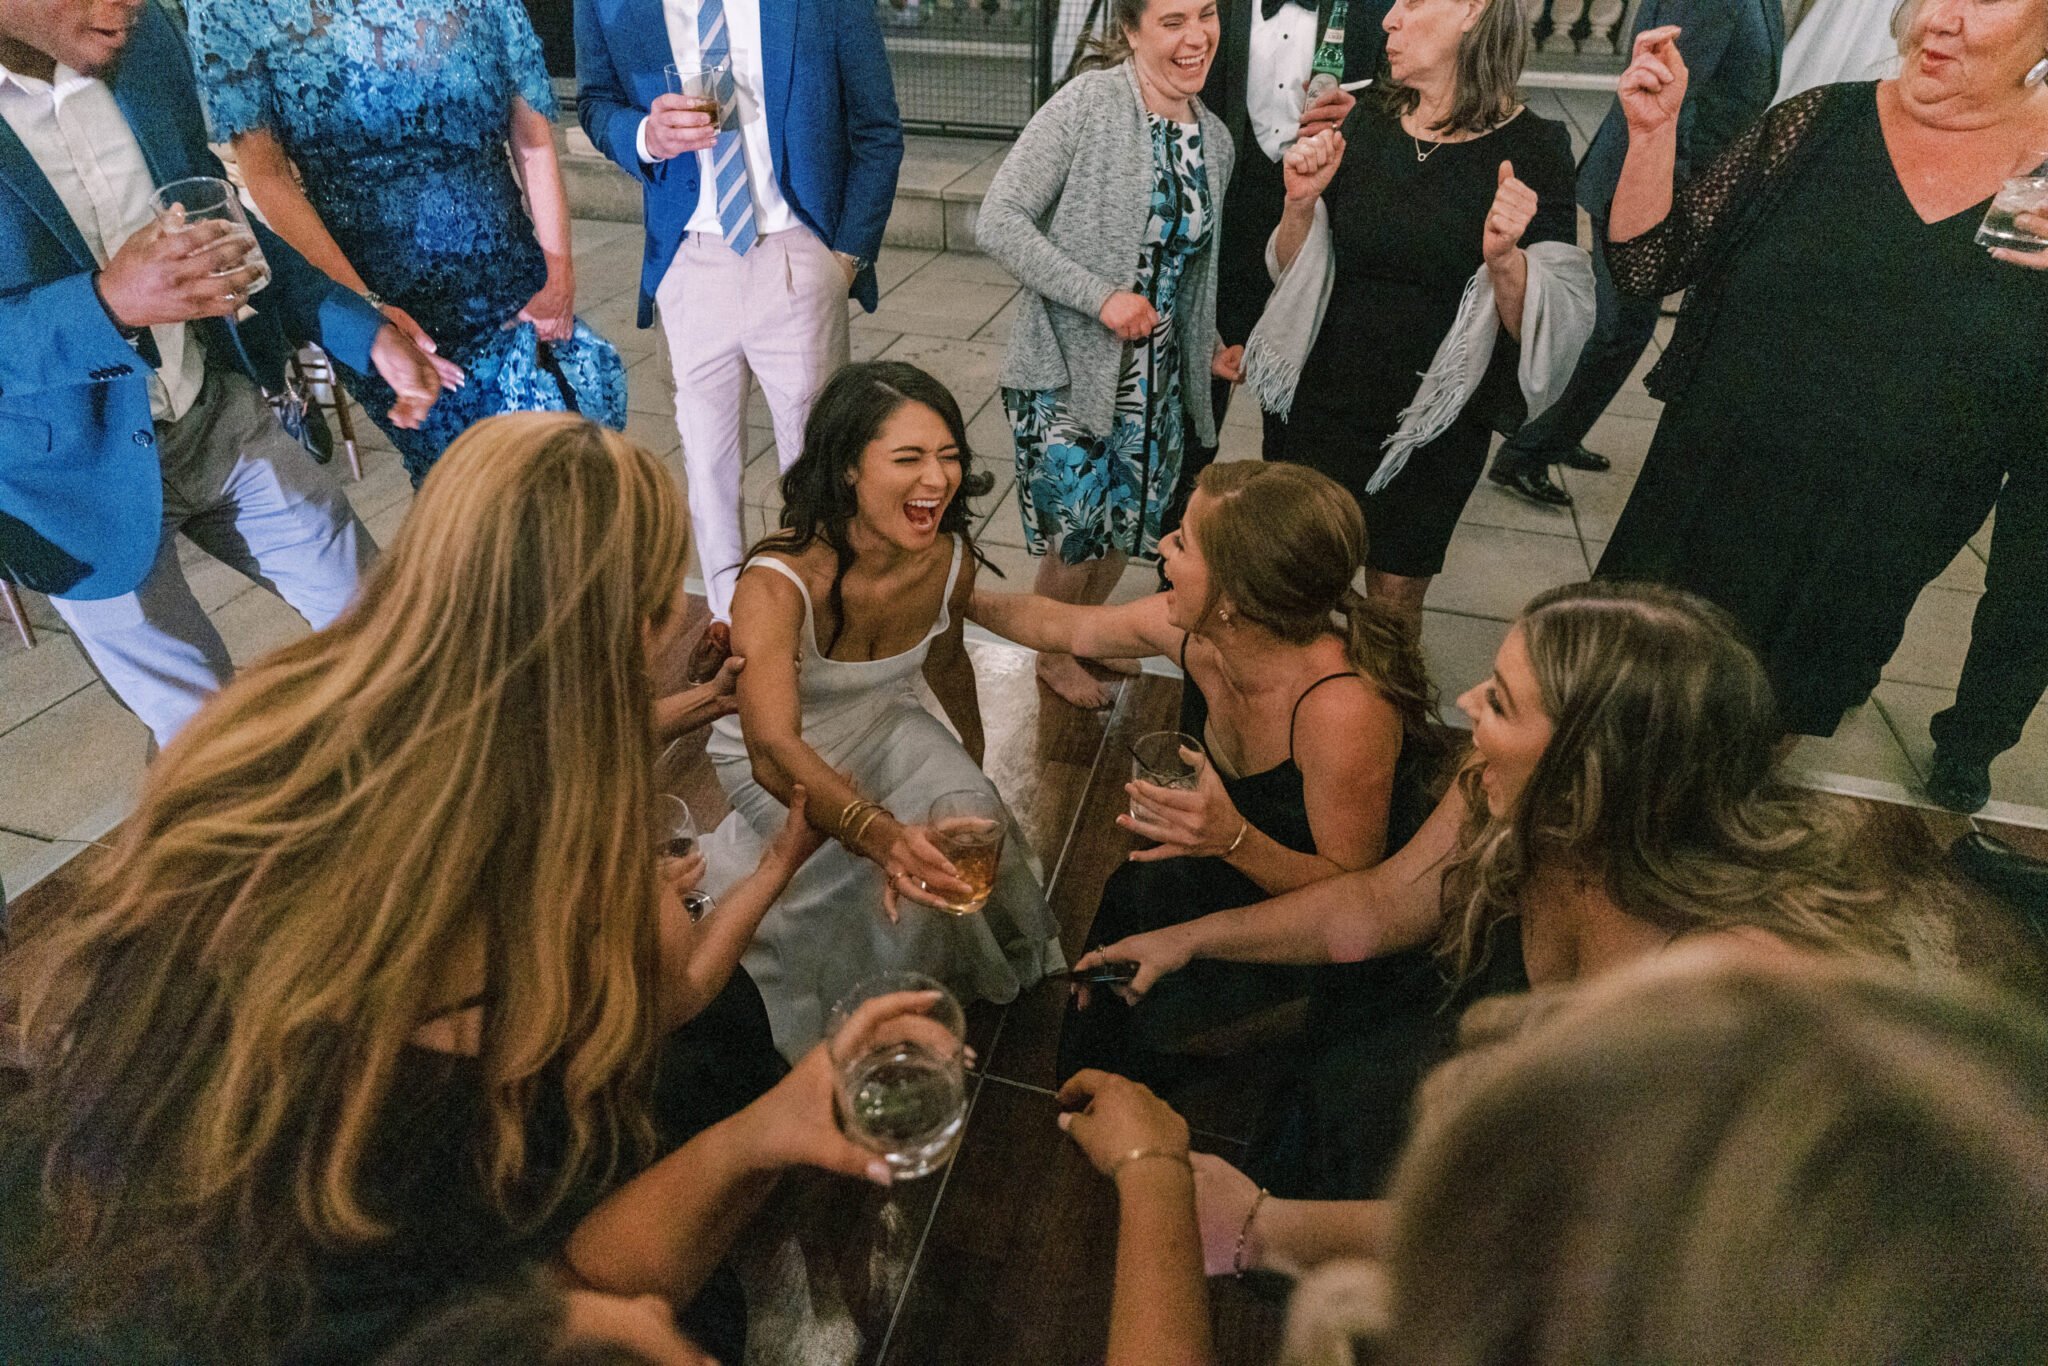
[1218,607,1232,623]
[2028,56,2048,86]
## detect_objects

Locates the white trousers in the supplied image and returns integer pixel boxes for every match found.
[657,226,851,621]
[52,369,373,748]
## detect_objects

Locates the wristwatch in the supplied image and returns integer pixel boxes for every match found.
[362,289,388,311]
[838,252,871,277]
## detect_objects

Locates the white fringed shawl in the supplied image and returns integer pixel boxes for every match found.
[1244,229,1595,494]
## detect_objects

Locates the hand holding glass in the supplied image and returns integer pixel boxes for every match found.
[664,59,730,121]
[921,790,1004,915]
[827,973,968,1180]
[1129,731,1204,823]
[149,176,270,296]
[654,793,714,922]
[1978,150,2048,254]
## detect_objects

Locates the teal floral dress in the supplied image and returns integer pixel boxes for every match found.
[1003,114,1213,564]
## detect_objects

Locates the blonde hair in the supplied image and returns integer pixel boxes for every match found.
[1363,957,2048,1364]
[2,413,688,1357]
[1192,462,1442,758]
[1439,581,1906,982]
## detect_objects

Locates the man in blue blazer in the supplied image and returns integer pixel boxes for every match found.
[577,0,902,666]
[1486,0,1783,507]
[0,0,442,745]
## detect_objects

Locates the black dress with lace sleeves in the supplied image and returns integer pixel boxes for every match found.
[1594,82,2048,738]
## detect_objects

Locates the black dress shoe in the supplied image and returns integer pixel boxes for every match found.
[1950,832,2048,923]
[1927,749,1993,814]
[1489,464,1574,508]
[1560,445,1612,473]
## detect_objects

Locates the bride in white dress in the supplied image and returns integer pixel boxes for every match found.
[699,361,1065,1057]
[1778,0,1902,100]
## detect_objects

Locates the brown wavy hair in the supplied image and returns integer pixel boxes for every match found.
[1437,580,1906,983]
[1372,0,1529,136]
[0,414,687,1359]
[1190,461,1444,765]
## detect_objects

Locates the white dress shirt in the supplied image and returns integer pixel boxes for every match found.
[1246,1,1318,163]
[633,0,799,239]
[0,59,202,422]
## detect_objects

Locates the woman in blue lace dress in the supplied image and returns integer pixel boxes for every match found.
[187,0,626,484]
[977,0,1235,710]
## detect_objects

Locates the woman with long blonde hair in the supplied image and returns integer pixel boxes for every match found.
[1076,580,1919,1200]
[0,413,904,1364]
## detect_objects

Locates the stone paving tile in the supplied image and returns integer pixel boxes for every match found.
[1883,586,1978,691]
[877,334,1005,407]
[0,631,95,736]
[0,687,147,843]
[1877,679,2048,814]
[1420,609,1511,724]
[1785,699,1923,795]
[864,273,1019,341]
[1433,524,1591,621]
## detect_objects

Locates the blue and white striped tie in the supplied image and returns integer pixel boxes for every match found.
[697,0,758,256]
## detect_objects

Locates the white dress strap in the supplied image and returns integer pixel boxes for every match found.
[742,555,816,651]
[929,534,967,640]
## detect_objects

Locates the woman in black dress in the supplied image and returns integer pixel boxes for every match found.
[1269,0,1579,622]
[0,416,914,1365]
[1596,13,2048,794]
[967,461,1446,1091]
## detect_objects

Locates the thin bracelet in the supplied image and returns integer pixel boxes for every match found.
[845,806,887,853]
[1233,1186,1271,1279]
[836,797,878,838]
[1106,1146,1192,1181]
[1224,819,1250,858]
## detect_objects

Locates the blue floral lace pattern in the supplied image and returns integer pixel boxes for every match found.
[187,0,624,481]
[1003,113,1212,565]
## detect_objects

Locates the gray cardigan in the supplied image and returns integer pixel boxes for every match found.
[977,64,1234,446]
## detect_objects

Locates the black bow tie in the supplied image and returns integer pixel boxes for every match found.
[1262,0,1314,21]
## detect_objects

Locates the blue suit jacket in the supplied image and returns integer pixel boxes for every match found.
[1577,0,1785,220]
[0,3,384,601]
[575,0,904,326]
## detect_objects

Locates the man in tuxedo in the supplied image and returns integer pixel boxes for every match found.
[0,0,442,746]
[1164,0,1387,535]
[1486,0,1783,507]
[577,0,901,674]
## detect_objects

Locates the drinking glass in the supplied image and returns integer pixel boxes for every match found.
[654,794,714,922]
[827,972,969,1180]
[1977,150,2048,254]
[1129,730,1203,823]
[150,176,269,294]
[922,789,1004,915]
[664,59,730,123]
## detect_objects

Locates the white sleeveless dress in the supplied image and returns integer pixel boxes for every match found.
[701,538,1065,1058]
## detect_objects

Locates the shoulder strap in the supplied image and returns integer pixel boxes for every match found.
[743,555,815,640]
[930,535,966,638]
[1289,671,1365,766]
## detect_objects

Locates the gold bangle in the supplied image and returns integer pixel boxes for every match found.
[845,805,888,853]
[1106,1146,1192,1181]
[1233,1186,1270,1279]
[836,798,879,839]
[1224,819,1250,857]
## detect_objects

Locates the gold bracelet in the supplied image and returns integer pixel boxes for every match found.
[844,805,889,854]
[836,798,879,839]
[1106,1146,1192,1181]
[1233,1186,1271,1279]
[1224,819,1250,857]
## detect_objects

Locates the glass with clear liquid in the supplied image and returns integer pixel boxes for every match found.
[827,972,968,1180]
[1978,153,2048,254]
[1128,730,1203,823]
[150,176,270,295]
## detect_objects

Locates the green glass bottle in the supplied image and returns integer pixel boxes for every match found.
[1306,0,1349,98]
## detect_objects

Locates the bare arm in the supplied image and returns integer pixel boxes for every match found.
[968,588,1181,662]
[1083,777,1472,998]
[1608,26,1687,244]
[729,562,973,914]
[655,790,824,1030]
[1193,1153,1392,1279]
[1110,1163,1213,1366]
[924,555,986,766]
[507,96,576,340]
[232,127,371,294]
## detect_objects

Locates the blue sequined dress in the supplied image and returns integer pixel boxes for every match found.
[188,0,627,482]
